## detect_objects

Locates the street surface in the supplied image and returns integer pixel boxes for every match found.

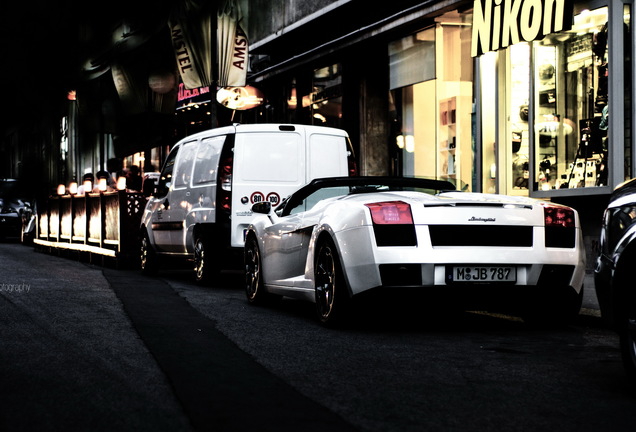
[1,241,635,431]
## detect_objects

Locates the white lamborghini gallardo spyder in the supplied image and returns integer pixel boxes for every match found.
[244,177,585,326]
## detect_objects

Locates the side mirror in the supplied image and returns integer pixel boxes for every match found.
[252,201,272,214]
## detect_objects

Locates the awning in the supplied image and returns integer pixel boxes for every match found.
[169,0,215,89]
[217,0,248,87]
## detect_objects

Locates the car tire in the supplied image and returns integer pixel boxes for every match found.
[193,235,219,285]
[140,232,158,275]
[245,235,269,304]
[314,237,349,327]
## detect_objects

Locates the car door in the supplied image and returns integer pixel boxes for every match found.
[261,213,307,284]
[261,188,342,285]
[148,146,179,251]
[165,140,198,252]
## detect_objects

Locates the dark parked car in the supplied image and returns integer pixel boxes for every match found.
[0,179,30,241]
[595,178,636,383]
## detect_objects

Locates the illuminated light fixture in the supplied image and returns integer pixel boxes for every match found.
[287,88,297,109]
[68,182,78,195]
[117,177,127,191]
[57,184,66,195]
[405,135,415,153]
[98,178,108,192]
[83,180,92,194]
[67,90,77,101]
[396,135,405,149]
[217,86,264,110]
[313,113,327,123]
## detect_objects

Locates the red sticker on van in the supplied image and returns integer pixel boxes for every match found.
[266,192,281,207]
[250,192,264,204]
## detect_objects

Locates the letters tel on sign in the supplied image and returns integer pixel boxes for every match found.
[471,0,574,57]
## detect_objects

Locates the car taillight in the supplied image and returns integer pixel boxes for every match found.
[220,157,232,191]
[543,204,576,248]
[218,156,233,213]
[544,205,575,228]
[348,151,358,177]
[365,201,416,246]
[365,201,413,225]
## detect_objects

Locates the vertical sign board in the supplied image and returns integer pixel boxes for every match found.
[471,0,574,56]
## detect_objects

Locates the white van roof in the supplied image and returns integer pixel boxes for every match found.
[173,124,349,147]
[234,123,349,136]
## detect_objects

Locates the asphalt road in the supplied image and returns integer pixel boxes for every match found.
[1,242,635,431]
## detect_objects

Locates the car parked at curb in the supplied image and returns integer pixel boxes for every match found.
[244,176,586,326]
[595,178,636,384]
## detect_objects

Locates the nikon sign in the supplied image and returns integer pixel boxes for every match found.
[471,0,573,56]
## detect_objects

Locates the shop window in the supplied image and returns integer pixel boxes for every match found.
[534,7,609,191]
[479,51,498,193]
[509,44,531,194]
[305,64,342,128]
[389,10,474,189]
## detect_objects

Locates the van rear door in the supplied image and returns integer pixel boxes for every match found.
[307,130,352,181]
[231,127,306,247]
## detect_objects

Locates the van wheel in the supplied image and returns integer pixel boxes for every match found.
[140,233,158,275]
[194,236,218,285]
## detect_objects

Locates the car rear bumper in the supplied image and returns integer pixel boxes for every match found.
[335,227,586,297]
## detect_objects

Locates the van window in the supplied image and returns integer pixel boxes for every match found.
[193,136,226,185]
[156,147,179,197]
[174,141,198,188]
[237,132,301,182]
[309,134,346,179]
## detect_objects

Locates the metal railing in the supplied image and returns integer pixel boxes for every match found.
[34,191,146,261]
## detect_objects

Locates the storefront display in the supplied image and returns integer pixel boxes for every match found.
[474,2,621,196]
[510,43,531,193]
[533,6,609,191]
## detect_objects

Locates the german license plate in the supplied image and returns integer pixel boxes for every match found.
[447,266,516,283]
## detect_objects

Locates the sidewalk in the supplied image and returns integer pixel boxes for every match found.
[581,273,601,318]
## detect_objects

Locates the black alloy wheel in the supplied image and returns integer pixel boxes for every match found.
[245,236,264,304]
[314,238,348,326]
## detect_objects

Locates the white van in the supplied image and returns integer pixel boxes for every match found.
[140,123,356,282]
